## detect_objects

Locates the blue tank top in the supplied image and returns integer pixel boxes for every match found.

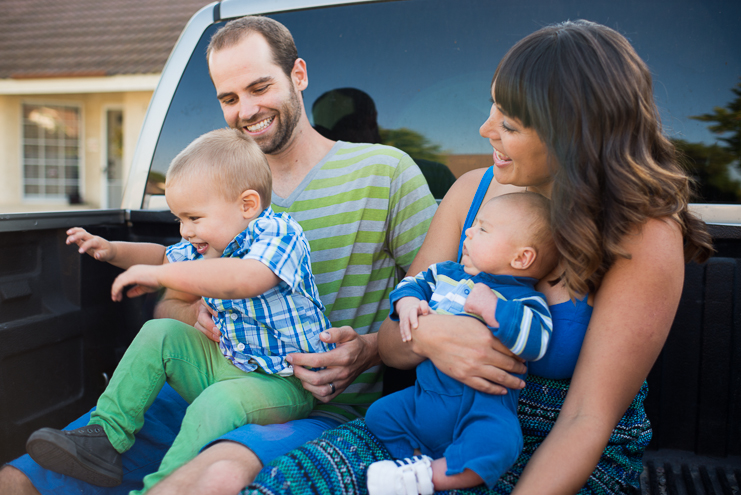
[458,167,592,379]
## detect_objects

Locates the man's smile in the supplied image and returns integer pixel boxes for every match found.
[244,116,275,134]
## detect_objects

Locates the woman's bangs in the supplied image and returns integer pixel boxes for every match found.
[493,60,533,127]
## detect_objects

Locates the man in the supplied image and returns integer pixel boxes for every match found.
[0,16,436,495]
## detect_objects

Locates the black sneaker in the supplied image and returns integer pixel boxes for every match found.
[26,425,123,487]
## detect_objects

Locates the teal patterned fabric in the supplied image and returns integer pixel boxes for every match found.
[245,376,651,495]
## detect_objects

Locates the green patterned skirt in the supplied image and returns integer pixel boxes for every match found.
[246,375,651,495]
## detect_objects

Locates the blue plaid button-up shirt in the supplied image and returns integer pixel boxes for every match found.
[166,207,334,374]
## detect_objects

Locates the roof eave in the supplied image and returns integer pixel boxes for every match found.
[0,73,161,95]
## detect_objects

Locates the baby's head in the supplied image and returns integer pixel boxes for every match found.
[165,128,272,257]
[462,192,558,280]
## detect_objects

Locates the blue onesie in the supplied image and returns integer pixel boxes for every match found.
[365,260,552,488]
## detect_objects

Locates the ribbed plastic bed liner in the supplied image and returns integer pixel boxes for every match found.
[639,451,741,495]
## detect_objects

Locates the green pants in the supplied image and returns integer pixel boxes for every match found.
[89,318,314,494]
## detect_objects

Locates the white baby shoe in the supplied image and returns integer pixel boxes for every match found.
[367,455,434,495]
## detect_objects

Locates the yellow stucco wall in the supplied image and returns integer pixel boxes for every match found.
[0,90,153,213]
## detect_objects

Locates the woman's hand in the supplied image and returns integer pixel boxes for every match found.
[287,327,382,403]
[411,313,526,394]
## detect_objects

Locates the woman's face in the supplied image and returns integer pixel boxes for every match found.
[479,86,554,197]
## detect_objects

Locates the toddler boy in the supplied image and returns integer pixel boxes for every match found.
[26,128,333,494]
[366,192,558,495]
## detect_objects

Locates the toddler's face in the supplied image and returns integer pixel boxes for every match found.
[166,178,253,258]
[461,199,524,276]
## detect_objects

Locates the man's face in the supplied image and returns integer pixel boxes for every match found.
[209,34,304,155]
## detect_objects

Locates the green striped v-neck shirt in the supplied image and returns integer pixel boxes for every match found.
[271,141,437,421]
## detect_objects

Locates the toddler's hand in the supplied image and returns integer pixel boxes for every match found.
[396,296,430,342]
[111,265,162,301]
[463,283,499,327]
[66,227,117,262]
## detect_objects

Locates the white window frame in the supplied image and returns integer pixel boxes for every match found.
[101,105,124,209]
[20,101,84,204]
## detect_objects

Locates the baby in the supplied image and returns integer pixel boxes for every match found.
[26,128,333,494]
[366,192,558,495]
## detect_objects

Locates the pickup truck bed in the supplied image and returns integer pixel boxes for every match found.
[2,213,739,492]
[2,0,740,493]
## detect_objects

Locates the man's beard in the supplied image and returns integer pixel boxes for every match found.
[239,88,302,155]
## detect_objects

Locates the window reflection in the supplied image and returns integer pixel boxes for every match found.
[146,0,741,206]
[311,87,455,199]
[675,79,741,203]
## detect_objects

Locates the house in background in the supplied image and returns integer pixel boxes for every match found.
[0,0,211,212]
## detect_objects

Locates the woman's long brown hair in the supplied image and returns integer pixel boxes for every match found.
[493,20,713,297]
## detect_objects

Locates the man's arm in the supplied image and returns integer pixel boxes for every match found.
[154,289,221,342]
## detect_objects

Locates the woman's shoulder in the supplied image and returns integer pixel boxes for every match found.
[442,167,523,207]
[622,217,684,255]
[443,168,488,203]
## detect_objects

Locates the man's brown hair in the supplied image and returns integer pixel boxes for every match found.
[207,16,297,78]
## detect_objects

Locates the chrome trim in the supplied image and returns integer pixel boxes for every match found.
[689,204,741,227]
[219,0,379,19]
[121,0,382,210]
[121,2,219,210]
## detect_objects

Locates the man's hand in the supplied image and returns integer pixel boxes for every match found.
[396,297,430,342]
[286,326,381,403]
[111,265,162,301]
[66,227,116,262]
[463,283,499,327]
[194,300,220,342]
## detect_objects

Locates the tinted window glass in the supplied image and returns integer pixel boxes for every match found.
[147,0,741,205]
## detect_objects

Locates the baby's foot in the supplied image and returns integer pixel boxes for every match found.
[367,455,433,495]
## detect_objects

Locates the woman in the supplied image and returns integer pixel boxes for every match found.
[247,19,713,494]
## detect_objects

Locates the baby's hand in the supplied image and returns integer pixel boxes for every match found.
[396,296,430,342]
[66,227,117,262]
[463,283,499,327]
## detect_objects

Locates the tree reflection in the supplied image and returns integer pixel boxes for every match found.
[379,127,447,165]
[674,79,741,203]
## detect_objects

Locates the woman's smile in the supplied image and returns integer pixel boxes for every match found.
[493,148,512,167]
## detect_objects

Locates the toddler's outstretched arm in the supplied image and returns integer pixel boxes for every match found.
[111,258,279,302]
[66,227,166,269]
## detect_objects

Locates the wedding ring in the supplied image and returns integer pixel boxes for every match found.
[329,382,336,395]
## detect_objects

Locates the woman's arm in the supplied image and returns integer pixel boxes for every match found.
[512,217,685,494]
[377,168,528,393]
